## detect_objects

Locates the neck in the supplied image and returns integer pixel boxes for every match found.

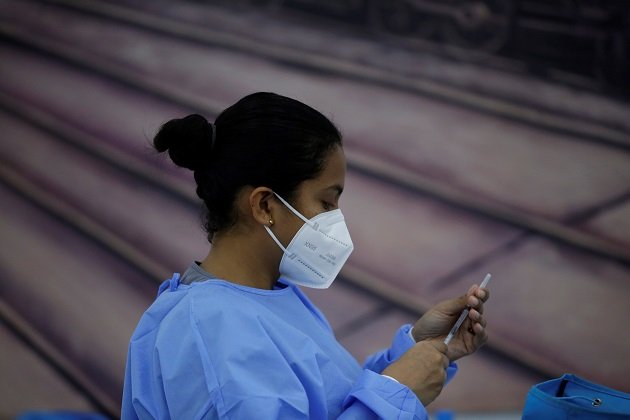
[199,231,279,290]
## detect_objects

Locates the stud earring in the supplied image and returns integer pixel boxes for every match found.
[269,219,274,226]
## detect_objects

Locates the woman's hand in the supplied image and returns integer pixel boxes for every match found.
[412,285,489,362]
[382,340,449,406]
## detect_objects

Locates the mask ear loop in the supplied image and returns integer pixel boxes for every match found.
[273,193,315,228]
[263,192,312,257]
[264,225,289,255]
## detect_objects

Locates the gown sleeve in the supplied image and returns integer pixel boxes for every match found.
[338,369,429,419]
[167,298,435,419]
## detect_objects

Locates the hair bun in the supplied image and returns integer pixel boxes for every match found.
[154,114,213,171]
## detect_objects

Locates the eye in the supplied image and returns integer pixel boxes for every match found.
[321,201,333,211]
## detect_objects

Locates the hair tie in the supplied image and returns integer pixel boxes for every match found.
[209,122,216,150]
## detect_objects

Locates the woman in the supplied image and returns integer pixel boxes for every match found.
[122,92,489,419]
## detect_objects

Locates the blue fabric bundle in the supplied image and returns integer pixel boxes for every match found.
[522,374,630,419]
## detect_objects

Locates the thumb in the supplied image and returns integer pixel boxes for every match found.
[426,339,448,354]
[427,340,450,368]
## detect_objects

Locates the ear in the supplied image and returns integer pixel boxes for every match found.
[249,187,277,227]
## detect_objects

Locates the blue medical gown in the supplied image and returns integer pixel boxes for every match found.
[122,274,457,419]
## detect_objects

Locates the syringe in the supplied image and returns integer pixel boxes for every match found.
[444,273,491,345]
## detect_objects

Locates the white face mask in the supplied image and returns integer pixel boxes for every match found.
[264,192,354,289]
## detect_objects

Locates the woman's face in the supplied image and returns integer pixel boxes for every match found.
[276,146,346,242]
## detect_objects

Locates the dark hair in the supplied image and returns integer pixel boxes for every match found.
[154,92,342,242]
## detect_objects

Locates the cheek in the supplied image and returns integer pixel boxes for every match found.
[288,216,306,236]
[278,201,320,244]
[295,197,325,220]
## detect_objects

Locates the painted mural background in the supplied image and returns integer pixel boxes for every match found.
[1,0,629,417]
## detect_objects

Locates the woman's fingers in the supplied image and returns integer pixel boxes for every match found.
[473,321,485,334]
[469,308,481,321]
[469,308,487,323]
[466,282,489,300]
[468,302,483,319]
[467,286,490,305]
[465,310,487,342]
[467,320,487,342]
[472,287,489,347]
[476,287,490,302]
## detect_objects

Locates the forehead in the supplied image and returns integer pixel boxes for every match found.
[313,146,346,188]
[299,146,346,193]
